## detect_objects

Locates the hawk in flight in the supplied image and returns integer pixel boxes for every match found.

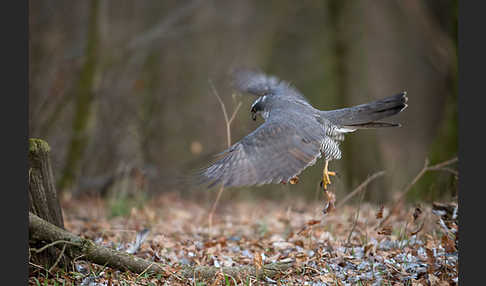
[197,69,407,190]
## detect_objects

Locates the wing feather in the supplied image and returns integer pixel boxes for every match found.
[198,113,324,188]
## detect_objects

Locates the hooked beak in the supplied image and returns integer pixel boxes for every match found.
[250,106,257,121]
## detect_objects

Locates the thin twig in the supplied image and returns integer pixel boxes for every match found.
[137,261,157,278]
[209,81,230,130]
[427,157,458,169]
[378,156,458,228]
[30,240,80,254]
[48,243,67,273]
[29,261,49,272]
[346,186,366,249]
[431,167,458,177]
[207,80,241,235]
[228,102,242,126]
[208,184,225,236]
[337,170,386,208]
[209,80,241,148]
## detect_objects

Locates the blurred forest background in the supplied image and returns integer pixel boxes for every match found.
[29,0,457,208]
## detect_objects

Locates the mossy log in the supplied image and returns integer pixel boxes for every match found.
[29,213,293,280]
[28,138,66,268]
[180,262,293,280]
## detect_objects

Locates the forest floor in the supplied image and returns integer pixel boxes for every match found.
[29,191,458,285]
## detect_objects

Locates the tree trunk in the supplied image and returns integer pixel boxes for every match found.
[28,138,66,269]
[57,0,100,192]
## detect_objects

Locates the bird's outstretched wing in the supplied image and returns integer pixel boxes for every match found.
[196,112,324,188]
[231,68,310,105]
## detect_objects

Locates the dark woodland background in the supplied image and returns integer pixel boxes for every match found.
[29,0,457,206]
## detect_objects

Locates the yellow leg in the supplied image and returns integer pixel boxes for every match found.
[321,160,336,190]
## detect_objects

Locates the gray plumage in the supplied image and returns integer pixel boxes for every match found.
[197,69,407,188]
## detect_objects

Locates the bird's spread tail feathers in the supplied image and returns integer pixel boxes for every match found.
[321,91,408,129]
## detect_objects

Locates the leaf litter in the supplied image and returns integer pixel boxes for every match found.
[29,192,458,285]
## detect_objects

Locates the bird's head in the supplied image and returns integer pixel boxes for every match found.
[250,95,269,121]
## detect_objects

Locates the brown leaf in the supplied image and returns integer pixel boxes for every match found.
[253,251,263,270]
[441,235,457,253]
[286,229,295,239]
[425,247,436,273]
[306,219,321,226]
[297,226,310,236]
[378,225,392,235]
[204,240,218,248]
[322,191,336,214]
[210,272,224,286]
[294,240,304,248]
[204,237,227,248]
[376,205,384,219]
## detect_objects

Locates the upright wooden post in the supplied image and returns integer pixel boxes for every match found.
[28,138,66,268]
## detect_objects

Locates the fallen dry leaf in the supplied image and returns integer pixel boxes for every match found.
[210,272,224,286]
[253,251,263,270]
[376,205,384,219]
[322,191,336,214]
[441,234,457,253]
[306,219,321,226]
[378,225,392,235]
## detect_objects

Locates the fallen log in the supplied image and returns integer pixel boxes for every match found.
[29,212,293,280]
[180,262,292,280]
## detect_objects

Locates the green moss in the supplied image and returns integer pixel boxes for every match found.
[29,138,51,154]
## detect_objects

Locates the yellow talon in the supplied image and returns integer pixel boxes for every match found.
[321,160,336,190]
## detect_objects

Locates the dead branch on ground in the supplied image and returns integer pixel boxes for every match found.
[181,261,293,280]
[29,212,293,279]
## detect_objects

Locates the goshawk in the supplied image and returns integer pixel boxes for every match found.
[198,69,407,190]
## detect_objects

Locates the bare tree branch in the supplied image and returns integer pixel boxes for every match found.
[207,81,242,236]
[378,156,458,228]
[337,170,386,208]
